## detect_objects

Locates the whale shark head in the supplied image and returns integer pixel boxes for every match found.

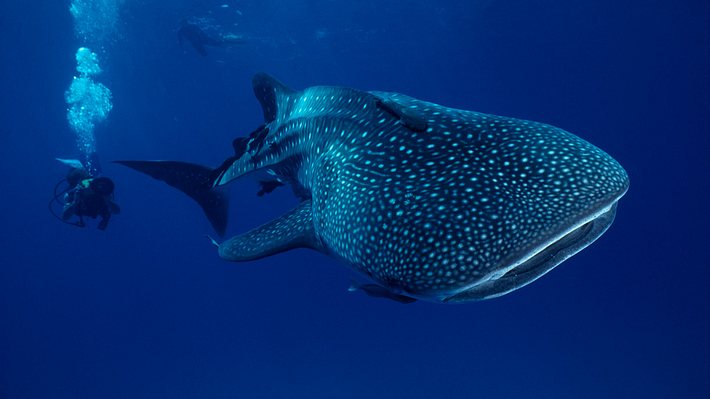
[117,73,629,303]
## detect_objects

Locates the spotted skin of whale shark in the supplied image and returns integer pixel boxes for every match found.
[116,73,629,303]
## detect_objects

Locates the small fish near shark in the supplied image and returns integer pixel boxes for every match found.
[116,73,629,304]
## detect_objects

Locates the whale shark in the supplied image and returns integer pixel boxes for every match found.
[116,73,629,303]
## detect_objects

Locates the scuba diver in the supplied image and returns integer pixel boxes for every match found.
[177,17,245,56]
[50,157,120,230]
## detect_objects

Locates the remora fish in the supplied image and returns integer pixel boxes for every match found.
[116,73,629,303]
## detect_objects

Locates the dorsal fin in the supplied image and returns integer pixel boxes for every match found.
[252,73,295,123]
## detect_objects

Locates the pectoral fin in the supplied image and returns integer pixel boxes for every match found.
[218,200,322,262]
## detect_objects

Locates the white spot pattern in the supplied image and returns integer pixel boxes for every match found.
[221,84,630,300]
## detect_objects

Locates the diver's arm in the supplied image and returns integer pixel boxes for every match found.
[98,212,110,231]
[219,33,246,44]
[108,200,121,215]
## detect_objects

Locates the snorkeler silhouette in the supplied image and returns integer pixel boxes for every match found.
[178,18,245,56]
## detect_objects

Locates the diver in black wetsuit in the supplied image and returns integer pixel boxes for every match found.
[178,18,245,56]
[52,158,120,230]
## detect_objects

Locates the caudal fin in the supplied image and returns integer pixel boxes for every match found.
[114,160,228,236]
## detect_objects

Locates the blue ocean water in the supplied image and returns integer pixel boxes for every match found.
[1,0,708,397]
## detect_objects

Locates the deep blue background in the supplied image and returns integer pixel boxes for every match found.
[1,1,709,397]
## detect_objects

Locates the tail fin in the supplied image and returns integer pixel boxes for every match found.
[114,160,228,236]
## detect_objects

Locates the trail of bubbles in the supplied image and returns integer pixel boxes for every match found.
[69,0,121,47]
[66,0,121,173]
[65,48,112,159]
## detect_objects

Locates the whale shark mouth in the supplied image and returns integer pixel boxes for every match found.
[445,201,620,302]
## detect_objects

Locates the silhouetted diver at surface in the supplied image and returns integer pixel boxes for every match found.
[178,18,245,56]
